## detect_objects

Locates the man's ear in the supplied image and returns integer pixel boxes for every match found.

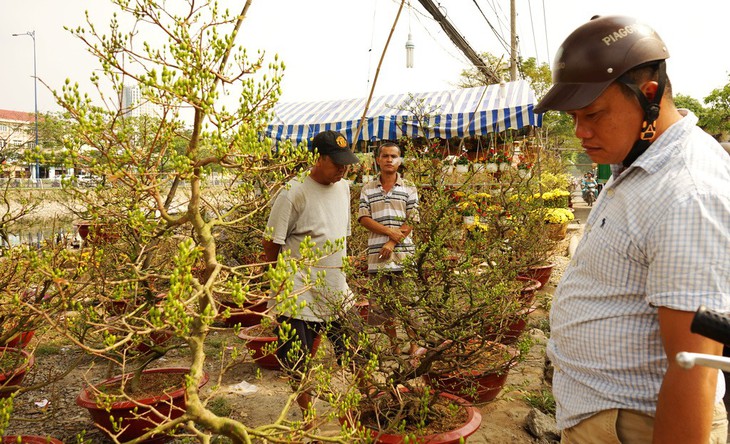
[641,81,659,101]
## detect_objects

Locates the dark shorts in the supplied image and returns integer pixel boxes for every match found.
[275,316,351,375]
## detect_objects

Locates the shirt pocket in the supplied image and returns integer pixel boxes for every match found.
[585,224,636,290]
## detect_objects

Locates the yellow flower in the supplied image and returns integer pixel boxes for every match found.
[544,208,575,224]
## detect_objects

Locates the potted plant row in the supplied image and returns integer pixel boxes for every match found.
[330,148,559,442]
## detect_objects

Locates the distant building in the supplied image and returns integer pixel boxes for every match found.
[121,84,158,117]
[0,109,34,178]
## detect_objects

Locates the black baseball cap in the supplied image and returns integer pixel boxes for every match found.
[311,131,360,165]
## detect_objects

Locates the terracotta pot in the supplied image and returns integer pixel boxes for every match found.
[134,330,174,353]
[0,347,35,399]
[423,342,518,404]
[237,325,321,370]
[485,306,537,345]
[76,367,209,443]
[546,222,568,240]
[107,292,167,316]
[516,276,541,307]
[3,330,35,348]
[219,298,267,327]
[518,262,556,289]
[2,437,64,444]
[355,300,370,322]
[347,388,482,443]
[75,222,119,244]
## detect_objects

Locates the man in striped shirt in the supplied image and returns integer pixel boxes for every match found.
[358,142,419,353]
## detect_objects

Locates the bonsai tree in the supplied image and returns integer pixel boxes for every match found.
[7,1,360,442]
[335,143,550,439]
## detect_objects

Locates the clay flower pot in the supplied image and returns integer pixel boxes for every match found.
[0,347,34,399]
[134,330,174,353]
[485,305,537,345]
[3,330,35,348]
[2,437,63,444]
[355,300,370,322]
[75,221,119,244]
[546,221,569,240]
[516,276,541,307]
[237,324,321,370]
[518,262,556,289]
[219,297,268,327]
[422,342,518,404]
[346,387,482,444]
[76,367,209,443]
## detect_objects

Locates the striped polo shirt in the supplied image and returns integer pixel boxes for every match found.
[358,173,419,273]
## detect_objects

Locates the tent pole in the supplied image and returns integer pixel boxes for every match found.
[353,0,406,149]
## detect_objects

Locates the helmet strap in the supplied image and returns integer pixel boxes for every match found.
[618,61,667,167]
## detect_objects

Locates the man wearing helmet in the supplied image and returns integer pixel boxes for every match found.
[537,15,730,443]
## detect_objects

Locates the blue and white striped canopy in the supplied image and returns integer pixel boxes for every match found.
[265,80,542,145]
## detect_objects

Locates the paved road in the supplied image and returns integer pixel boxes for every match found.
[571,191,594,225]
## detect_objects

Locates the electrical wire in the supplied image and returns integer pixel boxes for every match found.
[527,0,539,65]
[542,0,551,64]
[404,0,472,66]
[366,0,379,96]
[470,0,511,54]
[486,0,509,37]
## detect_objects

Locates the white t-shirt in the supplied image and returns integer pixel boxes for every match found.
[266,175,354,321]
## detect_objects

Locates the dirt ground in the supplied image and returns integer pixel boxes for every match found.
[3,247,574,444]
[2,301,557,443]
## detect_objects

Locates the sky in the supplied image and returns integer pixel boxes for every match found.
[2,0,729,114]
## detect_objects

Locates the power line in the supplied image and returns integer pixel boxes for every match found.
[407,1,468,65]
[470,0,510,54]
[416,0,501,83]
[527,0,540,66]
[542,0,551,65]
[486,0,510,36]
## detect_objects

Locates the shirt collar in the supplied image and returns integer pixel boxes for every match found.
[611,109,696,179]
[378,173,403,187]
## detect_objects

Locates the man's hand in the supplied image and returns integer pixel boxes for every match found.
[399,224,412,239]
[387,228,405,244]
[379,240,398,259]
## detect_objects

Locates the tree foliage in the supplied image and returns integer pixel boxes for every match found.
[701,76,730,139]
[3,1,356,442]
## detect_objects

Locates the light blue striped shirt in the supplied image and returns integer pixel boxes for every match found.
[548,111,730,429]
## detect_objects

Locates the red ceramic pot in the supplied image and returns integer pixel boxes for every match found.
[3,330,35,348]
[219,298,268,327]
[516,276,541,307]
[2,437,63,444]
[355,300,370,322]
[518,262,556,289]
[345,388,482,444]
[134,330,174,353]
[0,347,34,399]
[422,342,518,404]
[75,222,119,244]
[76,367,209,443]
[2,437,64,444]
[237,325,321,370]
[499,306,537,345]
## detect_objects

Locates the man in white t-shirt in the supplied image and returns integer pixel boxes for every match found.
[263,130,359,415]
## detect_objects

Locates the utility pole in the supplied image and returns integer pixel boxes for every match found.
[416,0,500,84]
[510,0,517,81]
[12,30,40,185]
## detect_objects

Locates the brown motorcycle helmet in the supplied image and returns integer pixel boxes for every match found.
[535,15,669,113]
